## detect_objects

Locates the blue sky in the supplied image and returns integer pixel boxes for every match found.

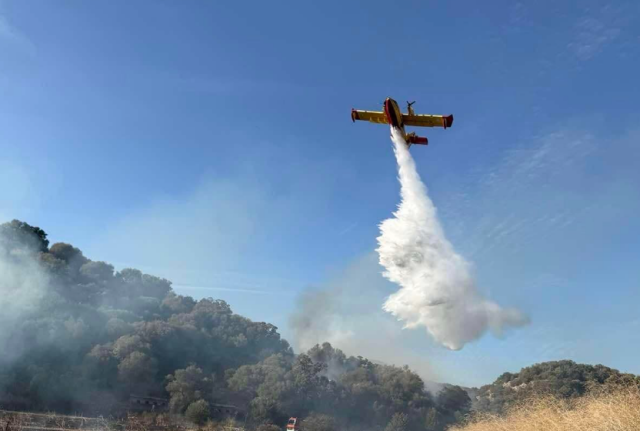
[1,0,639,387]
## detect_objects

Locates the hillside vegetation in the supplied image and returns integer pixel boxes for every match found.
[454,388,640,431]
[0,220,470,431]
[474,360,640,413]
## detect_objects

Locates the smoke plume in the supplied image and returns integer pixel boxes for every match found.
[0,237,49,366]
[377,128,528,350]
[288,253,441,382]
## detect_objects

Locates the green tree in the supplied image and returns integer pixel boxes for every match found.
[106,318,133,339]
[113,334,148,359]
[0,219,49,252]
[385,413,408,431]
[185,399,210,425]
[162,292,197,315]
[424,407,438,431]
[80,261,114,283]
[291,354,324,398]
[436,386,471,415]
[49,242,88,272]
[166,365,212,413]
[117,351,157,387]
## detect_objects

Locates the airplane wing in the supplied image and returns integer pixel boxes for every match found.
[351,109,388,124]
[402,114,454,129]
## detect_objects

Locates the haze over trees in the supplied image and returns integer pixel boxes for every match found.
[0,220,470,431]
[0,220,637,431]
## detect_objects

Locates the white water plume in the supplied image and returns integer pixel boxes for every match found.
[377,128,528,350]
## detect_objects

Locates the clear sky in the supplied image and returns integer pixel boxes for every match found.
[1,0,639,387]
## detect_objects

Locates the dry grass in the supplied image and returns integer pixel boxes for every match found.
[451,387,640,431]
[0,411,186,431]
[0,411,111,431]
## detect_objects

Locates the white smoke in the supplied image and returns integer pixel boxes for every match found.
[377,127,529,350]
[0,240,49,365]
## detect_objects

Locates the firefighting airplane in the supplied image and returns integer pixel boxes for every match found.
[351,97,453,147]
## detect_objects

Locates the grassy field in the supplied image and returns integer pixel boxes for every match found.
[0,410,247,431]
[452,388,640,431]
[0,410,185,431]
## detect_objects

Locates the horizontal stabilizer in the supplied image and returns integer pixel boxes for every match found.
[407,135,428,145]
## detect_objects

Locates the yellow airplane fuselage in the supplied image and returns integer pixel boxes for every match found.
[383,98,428,145]
[383,97,404,129]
